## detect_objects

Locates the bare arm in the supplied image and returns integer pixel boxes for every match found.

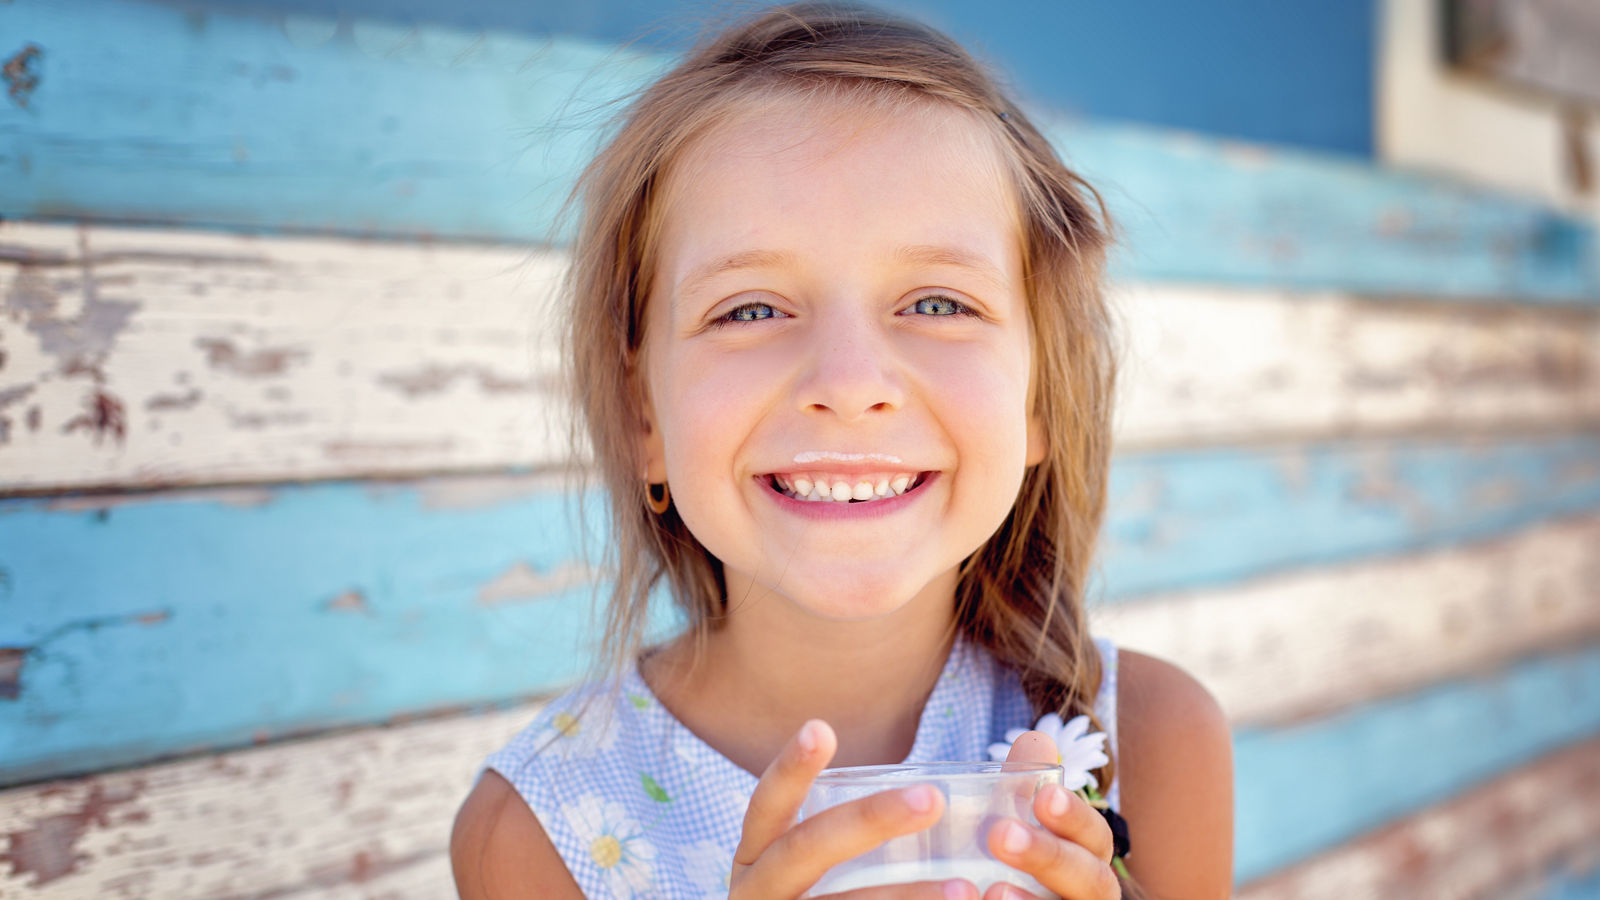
[1117,649,1235,900]
[451,769,586,900]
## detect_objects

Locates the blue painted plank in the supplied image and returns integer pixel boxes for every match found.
[1101,432,1600,598]
[1540,863,1600,900]
[1,0,1594,301]
[1234,645,1600,882]
[189,0,1380,157]
[2,433,1597,784]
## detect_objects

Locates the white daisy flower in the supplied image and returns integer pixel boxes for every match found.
[560,794,658,898]
[987,712,1110,791]
[679,837,734,899]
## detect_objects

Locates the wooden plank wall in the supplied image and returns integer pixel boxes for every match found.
[3,0,1599,897]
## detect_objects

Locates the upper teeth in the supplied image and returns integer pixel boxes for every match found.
[773,472,919,502]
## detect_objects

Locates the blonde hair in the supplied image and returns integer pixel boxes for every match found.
[567,0,1121,828]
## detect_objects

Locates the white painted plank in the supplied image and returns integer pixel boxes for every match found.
[1236,736,1600,900]
[1111,282,1600,449]
[4,220,1599,492]
[1092,515,1600,726]
[0,704,534,898]
[0,221,570,491]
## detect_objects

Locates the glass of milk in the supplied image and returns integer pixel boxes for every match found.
[799,761,1064,897]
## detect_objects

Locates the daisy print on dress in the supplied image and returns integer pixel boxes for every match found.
[539,703,619,761]
[679,837,735,900]
[988,712,1110,791]
[560,794,658,898]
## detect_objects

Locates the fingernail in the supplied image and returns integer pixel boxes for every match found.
[1000,820,1031,855]
[797,721,818,754]
[902,785,936,814]
[942,879,969,900]
[1047,785,1069,818]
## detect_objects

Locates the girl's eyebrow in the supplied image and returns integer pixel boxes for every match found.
[893,244,1010,292]
[679,248,796,297]
[676,243,1008,298]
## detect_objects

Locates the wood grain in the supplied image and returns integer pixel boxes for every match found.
[1237,736,1600,900]
[1094,515,1600,725]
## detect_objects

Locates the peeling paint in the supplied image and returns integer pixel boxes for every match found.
[143,388,202,411]
[476,560,592,605]
[2,43,41,109]
[194,337,304,378]
[323,590,370,615]
[0,781,144,887]
[0,647,23,699]
[61,389,126,445]
[376,362,539,398]
[414,473,561,510]
[320,437,454,460]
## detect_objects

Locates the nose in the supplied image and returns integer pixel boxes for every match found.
[793,311,905,421]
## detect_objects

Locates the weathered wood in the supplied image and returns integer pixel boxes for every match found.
[1229,643,1600,882]
[0,668,1596,897]
[4,445,1598,785]
[1094,515,1600,726]
[0,702,532,897]
[0,222,571,492]
[5,221,1599,494]
[1111,282,1600,450]
[1237,736,1600,900]
[1,0,1595,299]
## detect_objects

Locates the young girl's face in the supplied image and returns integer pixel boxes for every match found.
[639,95,1042,621]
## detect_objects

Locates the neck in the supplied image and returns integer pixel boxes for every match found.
[644,576,959,775]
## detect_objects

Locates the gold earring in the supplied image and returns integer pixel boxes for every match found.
[646,481,671,515]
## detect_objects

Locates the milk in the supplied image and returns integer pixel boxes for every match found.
[810,859,1055,897]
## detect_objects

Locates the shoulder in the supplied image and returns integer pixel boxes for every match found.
[451,769,585,900]
[1115,648,1235,899]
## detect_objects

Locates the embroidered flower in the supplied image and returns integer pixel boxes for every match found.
[987,712,1109,791]
[560,794,657,898]
[679,838,735,900]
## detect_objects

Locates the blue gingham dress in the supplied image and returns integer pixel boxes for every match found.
[480,636,1121,899]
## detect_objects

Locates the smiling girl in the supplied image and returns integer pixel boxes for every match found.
[453,5,1233,898]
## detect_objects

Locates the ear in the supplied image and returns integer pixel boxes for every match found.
[1025,409,1047,467]
[633,367,668,484]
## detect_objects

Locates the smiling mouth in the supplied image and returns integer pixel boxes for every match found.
[765,471,931,503]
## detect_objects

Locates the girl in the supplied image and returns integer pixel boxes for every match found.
[453,4,1233,898]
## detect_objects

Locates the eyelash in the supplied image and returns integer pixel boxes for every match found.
[710,294,974,327]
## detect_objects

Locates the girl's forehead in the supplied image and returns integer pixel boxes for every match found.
[650,93,1024,286]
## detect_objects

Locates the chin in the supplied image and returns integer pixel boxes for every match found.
[777,571,942,622]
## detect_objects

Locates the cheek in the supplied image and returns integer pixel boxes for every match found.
[653,348,779,477]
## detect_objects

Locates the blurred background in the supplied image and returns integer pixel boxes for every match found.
[2,0,1598,896]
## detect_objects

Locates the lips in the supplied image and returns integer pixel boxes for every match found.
[766,471,930,503]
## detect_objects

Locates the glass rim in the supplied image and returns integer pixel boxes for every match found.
[812,761,1062,783]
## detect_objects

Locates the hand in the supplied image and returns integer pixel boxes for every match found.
[985,731,1121,899]
[730,719,980,899]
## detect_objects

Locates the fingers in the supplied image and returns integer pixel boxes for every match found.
[1003,729,1059,766]
[1033,784,1114,862]
[985,787,1121,900]
[738,781,947,899]
[734,719,838,868]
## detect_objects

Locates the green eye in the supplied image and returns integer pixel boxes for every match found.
[909,296,965,316]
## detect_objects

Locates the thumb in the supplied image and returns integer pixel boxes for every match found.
[1005,729,1060,765]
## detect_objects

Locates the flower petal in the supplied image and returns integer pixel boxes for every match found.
[1060,715,1090,743]
[987,742,1012,762]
